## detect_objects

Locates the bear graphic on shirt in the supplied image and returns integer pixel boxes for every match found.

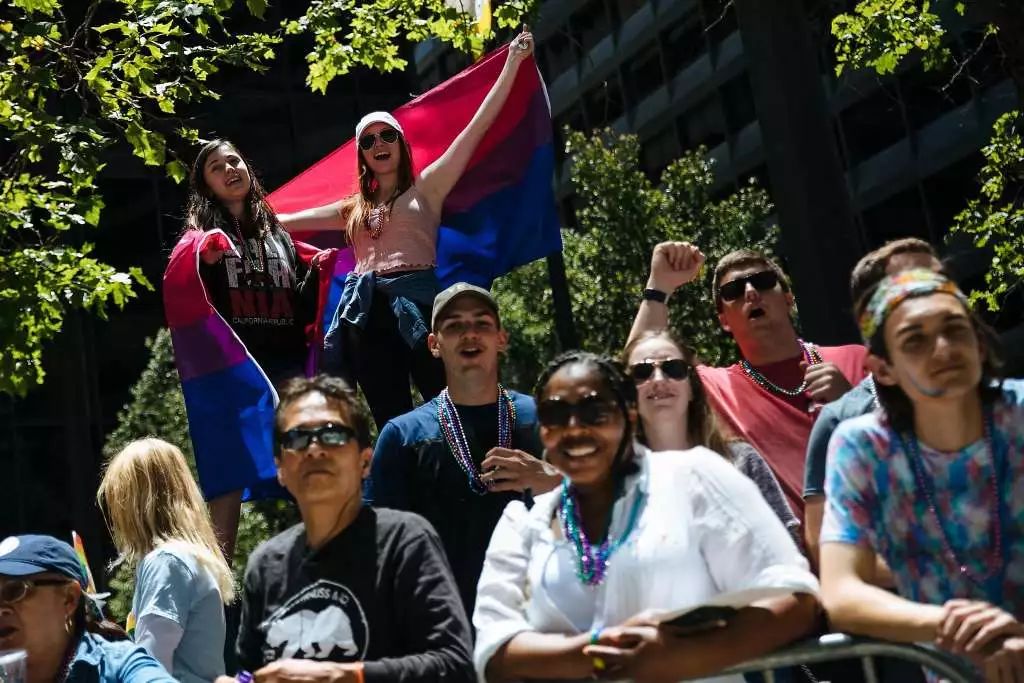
[260,580,369,663]
[266,606,358,659]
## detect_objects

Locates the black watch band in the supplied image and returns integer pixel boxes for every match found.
[642,288,668,303]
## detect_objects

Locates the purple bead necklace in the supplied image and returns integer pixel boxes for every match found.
[559,479,645,586]
[437,385,516,495]
[902,410,1004,591]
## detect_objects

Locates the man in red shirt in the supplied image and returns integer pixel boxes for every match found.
[628,242,867,518]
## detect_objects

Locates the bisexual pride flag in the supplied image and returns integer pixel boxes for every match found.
[163,229,347,500]
[268,45,562,288]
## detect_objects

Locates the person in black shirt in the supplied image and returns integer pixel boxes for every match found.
[221,375,473,683]
[367,283,560,616]
[178,139,318,558]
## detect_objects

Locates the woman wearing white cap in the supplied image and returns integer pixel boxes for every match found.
[279,31,534,429]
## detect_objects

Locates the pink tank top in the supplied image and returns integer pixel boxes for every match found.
[351,185,440,274]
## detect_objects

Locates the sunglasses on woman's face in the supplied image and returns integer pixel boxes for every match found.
[718,270,780,302]
[278,423,356,451]
[629,358,691,384]
[358,129,400,151]
[537,395,618,429]
[0,578,72,606]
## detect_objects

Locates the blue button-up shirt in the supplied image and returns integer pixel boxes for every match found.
[67,632,176,683]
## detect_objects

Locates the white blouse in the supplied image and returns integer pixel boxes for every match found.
[472,446,819,683]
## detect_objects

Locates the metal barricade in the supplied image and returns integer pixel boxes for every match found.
[691,633,981,683]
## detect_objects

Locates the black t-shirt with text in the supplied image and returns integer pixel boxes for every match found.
[199,229,312,376]
[237,507,474,683]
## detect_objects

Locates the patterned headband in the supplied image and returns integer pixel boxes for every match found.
[859,268,967,342]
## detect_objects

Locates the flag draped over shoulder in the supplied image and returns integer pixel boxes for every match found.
[268,46,561,289]
[163,229,347,500]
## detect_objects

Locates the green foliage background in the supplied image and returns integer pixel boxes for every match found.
[494,128,778,391]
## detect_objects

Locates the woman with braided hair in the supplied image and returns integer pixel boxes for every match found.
[473,351,819,682]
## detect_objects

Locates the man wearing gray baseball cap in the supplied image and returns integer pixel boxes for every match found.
[367,282,560,616]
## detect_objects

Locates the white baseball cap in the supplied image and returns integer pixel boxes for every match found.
[355,111,404,140]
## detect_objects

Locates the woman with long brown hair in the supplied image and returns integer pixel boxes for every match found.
[623,330,801,543]
[171,138,320,555]
[278,32,535,430]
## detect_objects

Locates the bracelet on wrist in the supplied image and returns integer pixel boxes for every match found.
[642,287,668,303]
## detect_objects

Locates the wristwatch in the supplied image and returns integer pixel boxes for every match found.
[642,288,668,303]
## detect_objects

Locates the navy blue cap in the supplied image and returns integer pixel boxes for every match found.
[0,535,87,587]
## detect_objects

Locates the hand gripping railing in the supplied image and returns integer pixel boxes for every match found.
[690,633,981,683]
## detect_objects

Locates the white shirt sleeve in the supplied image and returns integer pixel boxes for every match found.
[472,500,537,682]
[687,447,820,596]
[135,612,184,674]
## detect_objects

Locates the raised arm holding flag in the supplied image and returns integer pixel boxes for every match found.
[273,31,560,430]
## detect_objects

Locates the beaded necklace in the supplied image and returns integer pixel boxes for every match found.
[437,385,516,495]
[559,479,645,586]
[230,216,269,288]
[366,204,387,240]
[900,410,1005,594]
[739,339,823,397]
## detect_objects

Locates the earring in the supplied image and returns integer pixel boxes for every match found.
[65,614,73,635]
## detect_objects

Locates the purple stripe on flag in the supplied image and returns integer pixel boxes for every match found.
[171,315,249,382]
[444,90,552,214]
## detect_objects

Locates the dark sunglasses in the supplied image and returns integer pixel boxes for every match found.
[537,396,618,429]
[358,129,400,150]
[279,423,356,451]
[718,271,780,302]
[629,358,691,384]
[0,578,72,605]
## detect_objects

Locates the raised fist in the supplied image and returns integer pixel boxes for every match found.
[647,241,705,294]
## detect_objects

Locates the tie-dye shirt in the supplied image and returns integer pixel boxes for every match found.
[821,378,1024,614]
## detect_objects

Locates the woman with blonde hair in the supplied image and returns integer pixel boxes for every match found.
[98,437,234,683]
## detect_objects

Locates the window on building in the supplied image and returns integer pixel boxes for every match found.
[899,60,972,131]
[837,85,907,166]
[543,31,577,80]
[584,76,625,128]
[860,186,928,249]
[624,45,665,104]
[572,0,612,55]
[679,93,727,151]
[921,152,984,242]
[963,28,1010,95]
[615,0,647,23]
[719,73,757,133]
[660,10,705,75]
[700,0,738,48]
[641,125,681,179]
